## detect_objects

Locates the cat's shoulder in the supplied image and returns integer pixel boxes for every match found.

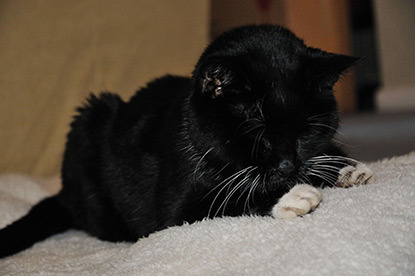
[71,93,123,128]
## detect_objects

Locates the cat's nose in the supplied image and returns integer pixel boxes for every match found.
[278,160,295,176]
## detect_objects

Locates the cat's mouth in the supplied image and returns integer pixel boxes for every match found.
[254,157,304,184]
[262,166,303,187]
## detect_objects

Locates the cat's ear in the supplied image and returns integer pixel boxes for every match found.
[307,48,361,88]
[197,61,238,99]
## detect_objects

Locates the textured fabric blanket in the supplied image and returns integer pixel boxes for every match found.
[1,152,414,275]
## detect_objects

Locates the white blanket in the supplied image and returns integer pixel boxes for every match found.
[1,153,415,275]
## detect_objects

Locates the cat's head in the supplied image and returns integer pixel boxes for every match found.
[191,25,359,183]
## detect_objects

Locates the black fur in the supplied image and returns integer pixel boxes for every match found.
[0,25,360,258]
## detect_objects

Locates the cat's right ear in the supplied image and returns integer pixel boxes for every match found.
[197,61,236,99]
[306,47,361,88]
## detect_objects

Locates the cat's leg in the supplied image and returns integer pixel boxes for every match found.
[271,161,374,219]
[271,184,322,219]
[336,163,374,187]
[307,145,375,188]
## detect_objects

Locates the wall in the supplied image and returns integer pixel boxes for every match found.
[211,0,285,37]
[374,0,415,111]
[0,0,209,176]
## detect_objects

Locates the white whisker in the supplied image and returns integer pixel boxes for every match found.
[308,123,345,136]
[308,167,338,181]
[307,172,335,186]
[308,167,338,180]
[244,174,261,214]
[216,166,257,217]
[298,172,312,185]
[309,155,361,165]
[332,138,353,148]
[306,112,334,121]
[210,162,230,180]
[256,101,265,121]
[235,118,264,134]
[207,166,254,218]
[310,164,342,173]
[204,166,252,200]
[193,147,214,182]
[307,169,338,185]
[261,173,268,194]
[241,124,265,136]
[219,176,250,217]
[309,160,351,167]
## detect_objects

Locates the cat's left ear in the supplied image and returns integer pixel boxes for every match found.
[196,60,239,99]
[307,48,362,88]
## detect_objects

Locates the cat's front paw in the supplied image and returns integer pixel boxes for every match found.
[272,184,322,219]
[336,163,374,188]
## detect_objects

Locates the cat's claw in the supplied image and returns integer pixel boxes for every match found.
[336,164,374,188]
[272,184,322,219]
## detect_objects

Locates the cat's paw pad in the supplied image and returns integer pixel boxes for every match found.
[336,163,374,188]
[272,184,322,219]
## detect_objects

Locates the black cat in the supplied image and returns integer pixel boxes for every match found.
[0,25,373,258]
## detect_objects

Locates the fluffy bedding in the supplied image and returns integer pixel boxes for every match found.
[0,153,414,275]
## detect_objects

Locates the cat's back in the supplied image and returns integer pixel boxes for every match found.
[119,75,190,147]
[64,74,190,166]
